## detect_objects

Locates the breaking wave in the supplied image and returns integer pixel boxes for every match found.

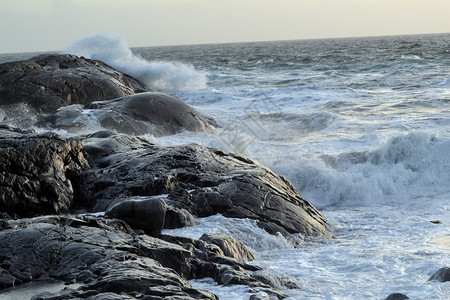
[266,132,450,208]
[63,33,207,90]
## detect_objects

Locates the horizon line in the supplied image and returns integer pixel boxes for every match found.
[1,31,449,56]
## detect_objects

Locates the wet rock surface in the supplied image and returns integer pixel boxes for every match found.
[0,215,293,299]
[105,197,167,235]
[0,127,328,299]
[81,131,333,239]
[0,125,89,218]
[0,54,147,114]
[37,92,214,136]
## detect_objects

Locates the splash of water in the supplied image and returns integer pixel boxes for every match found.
[64,33,207,90]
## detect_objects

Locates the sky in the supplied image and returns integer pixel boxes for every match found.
[0,0,449,54]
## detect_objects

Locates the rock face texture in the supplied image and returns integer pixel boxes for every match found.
[0,215,294,299]
[0,54,148,114]
[0,125,331,299]
[37,92,214,136]
[0,126,89,218]
[81,131,333,239]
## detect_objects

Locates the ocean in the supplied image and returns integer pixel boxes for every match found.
[1,33,449,299]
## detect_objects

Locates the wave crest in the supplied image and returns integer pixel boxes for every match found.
[267,132,450,208]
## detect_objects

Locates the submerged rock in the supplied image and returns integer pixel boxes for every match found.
[0,126,89,217]
[0,54,148,114]
[81,131,333,239]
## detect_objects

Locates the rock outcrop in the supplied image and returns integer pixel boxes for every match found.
[0,54,148,114]
[81,131,333,239]
[0,54,335,299]
[0,215,294,299]
[0,125,89,218]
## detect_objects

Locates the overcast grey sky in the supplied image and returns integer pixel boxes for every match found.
[1,0,449,53]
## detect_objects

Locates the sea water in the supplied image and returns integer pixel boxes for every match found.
[1,33,449,299]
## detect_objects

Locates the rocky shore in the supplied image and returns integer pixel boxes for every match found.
[0,54,332,299]
[0,54,445,299]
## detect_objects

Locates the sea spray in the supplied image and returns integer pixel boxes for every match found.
[64,33,207,90]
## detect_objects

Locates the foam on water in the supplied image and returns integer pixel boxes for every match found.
[63,33,207,90]
[260,131,450,209]
[163,201,449,299]
[163,214,295,252]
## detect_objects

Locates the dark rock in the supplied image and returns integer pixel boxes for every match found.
[429,266,450,282]
[0,215,218,299]
[430,220,443,224]
[85,92,214,136]
[0,54,148,114]
[105,196,167,235]
[133,234,192,278]
[81,132,333,239]
[36,92,214,136]
[0,127,89,217]
[213,266,288,299]
[0,215,294,299]
[385,293,410,300]
[165,205,197,229]
[35,104,89,133]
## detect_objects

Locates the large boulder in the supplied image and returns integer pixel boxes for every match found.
[0,54,148,114]
[80,131,333,239]
[0,126,89,217]
[36,92,214,136]
[105,196,167,235]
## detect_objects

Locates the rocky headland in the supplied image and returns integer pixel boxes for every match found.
[3,53,435,299]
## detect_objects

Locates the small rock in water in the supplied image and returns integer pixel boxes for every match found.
[200,233,255,261]
[430,220,443,224]
[385,293,409,300]
[429,266,450,282]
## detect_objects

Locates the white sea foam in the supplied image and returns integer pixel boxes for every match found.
[260,131,450,208]
[63,33,207,90]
